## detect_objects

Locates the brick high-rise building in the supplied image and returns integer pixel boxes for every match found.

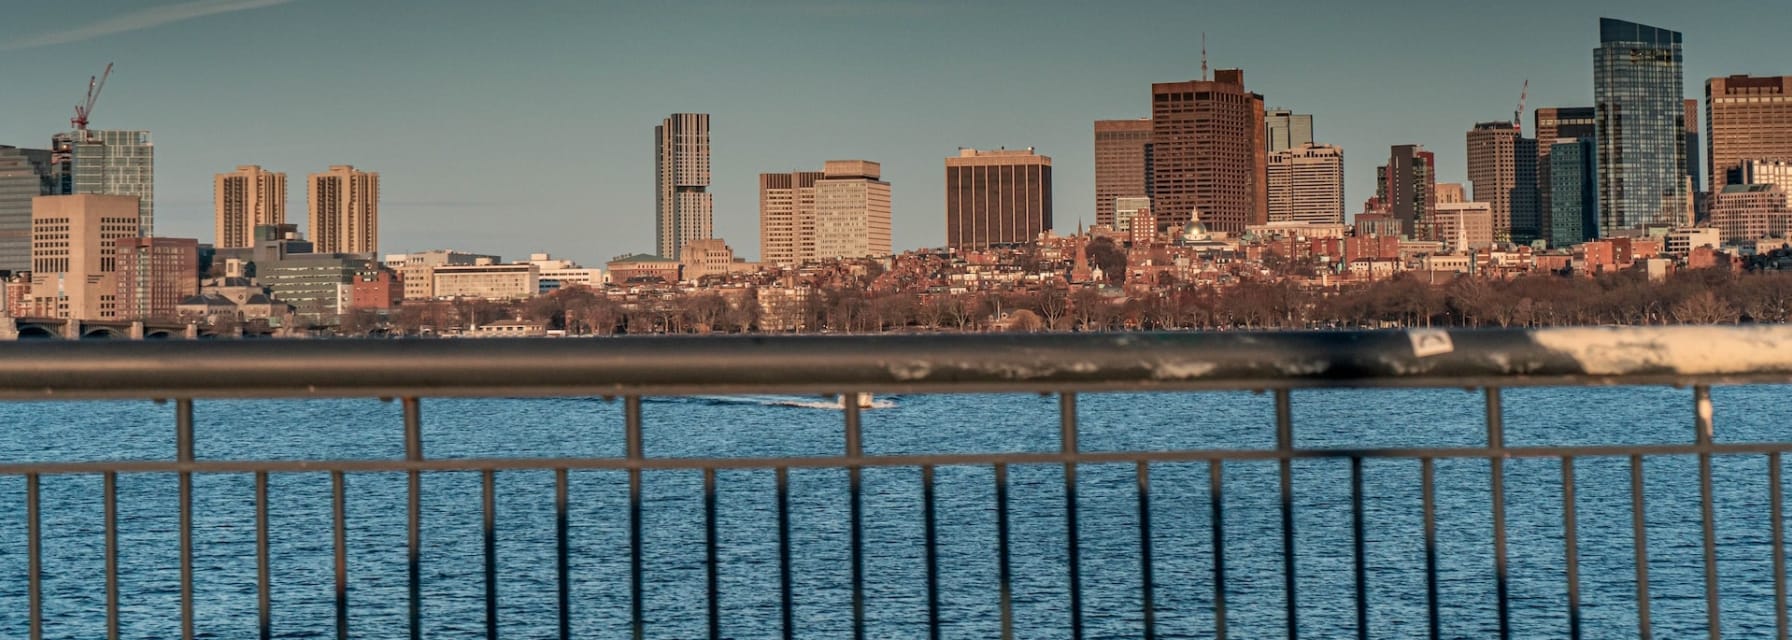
[1466,122,1540,243]
[1377,145,1437,240]
[28,194,139,320]
[1150,69,1267,234]
[1266,143,1344,224]
[1093,119,1152,228]
[760,161,892,265]
[1595,18,1688,233]
[1706,75,1792,190]
[944,148,1052,249]
[307,165,379,256]
[115,236,198,321]
[656,113,712,259]
[214,165,287,249]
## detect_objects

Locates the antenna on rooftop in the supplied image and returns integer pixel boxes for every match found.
[1201,33,1209,81]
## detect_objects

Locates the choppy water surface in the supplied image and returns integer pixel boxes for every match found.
[0,386,1787,638]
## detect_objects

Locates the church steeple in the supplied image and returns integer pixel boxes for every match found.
[1071,220,1092,283]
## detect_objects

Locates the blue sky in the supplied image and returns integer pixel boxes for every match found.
[0,0,1783,265]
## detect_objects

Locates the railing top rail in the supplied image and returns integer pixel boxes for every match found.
[2,326,1791,399]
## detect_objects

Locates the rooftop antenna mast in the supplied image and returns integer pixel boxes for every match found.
[1201,33,1208,81]
[71,62,114,132]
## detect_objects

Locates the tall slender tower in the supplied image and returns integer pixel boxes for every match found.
[214,165,287,249]
[1594,17,1687,233]
[1150,69,1267,234]
[656,113,712,259]
[307,165,379,255]
[1377,145,1438,240]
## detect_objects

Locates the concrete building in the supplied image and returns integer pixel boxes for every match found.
[679,238,744,282]
[115,236,198,321]
[1114,196,1153,234]
[1664,227,1722,256]
[1266,143,1344,224]
[760,160,891,264]
[259,253,370,323]
[0,147,53,274]
[385,250,502,300]
[758,170,821,266]
[50,130,154,235]
[28,195,139,320]
[1265,109,1314,153]
[1151,70,1267,233]
[214,165,287,249]
[1706,75,1792,189]
[1435,182,1467,204]
[432,263,539,300]
[1377,145,1438,240]
[1710,184,1792,244]
[308,165,379,256]
[606,254,681,284]
[1548,138,1600,247]
[656,113,712,260]
[1595,18,1689,233]
[1093,119,1153,227]
[1740,161,1792,207]
[1467,121,1540,243]
[945,148,1053,249]
[522,253,603,293]
[1434,202,1495,254]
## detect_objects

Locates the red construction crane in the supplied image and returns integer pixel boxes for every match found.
[71,63,114,131]
[1513,78,1528,133]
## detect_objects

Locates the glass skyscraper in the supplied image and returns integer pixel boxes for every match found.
[1549,138,1598,247]
[1594,18,1686,234]
[51,130,155,236]
[0,147,54,274]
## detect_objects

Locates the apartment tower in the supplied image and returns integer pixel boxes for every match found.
[1706,75,1792,189]
[944,148,1052,249]
[1594,18,1688,232]
[656,113,713,259]
[1093,119,1152,228]
[1266,143,1345,224]
[115,236,199,321]
[1466,121,1540,243]
[50,130,154,235]
[28,194,139,320]
[214,165,287,249]
[308,165,379,255]
[1150,69,1267,234]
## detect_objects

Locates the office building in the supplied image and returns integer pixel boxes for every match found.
[944,148,1053,249]
[1740,161,1792,207]
[115,236,199,321]
[760,161,891,264]
[523,253,604,292]
[1594,18,1688,232]
[1093,119,1153,227]
[1706,75,1792,189]
[383,250,501,300]
[1467,121,1540,243]
[259,253,371,322]
[1377,145,1438,240]
[1151,70,1267,233]
[308,165,379,256]
[656,113,713,260]
[1534,107,1596,222]
[1435,183,1467,204]
[1114,196,1152,234]
[50,130,154,236]
[28,195,139,320]
[1434,202,1495,253]
[1710,184,1792,244]
[0,147,53,273]
[432,263,539,300]
[1266,143,1344,224]
[1265,109,1314,152]
[1685,99,1702,193]
[1548,138,1600,247]
[214,165,287,250]
[759,170,822,266]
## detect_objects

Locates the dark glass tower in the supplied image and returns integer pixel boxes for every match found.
[1594,18,1687,234]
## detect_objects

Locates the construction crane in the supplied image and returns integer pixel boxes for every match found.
[1513,78,1528,133]
[70,63,114,131]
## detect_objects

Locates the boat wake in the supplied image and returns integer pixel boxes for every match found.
[672,395,897,410]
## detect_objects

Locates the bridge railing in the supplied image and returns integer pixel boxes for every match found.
[4,327,1792,639]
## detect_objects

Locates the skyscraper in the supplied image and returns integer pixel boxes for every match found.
[1534,107,1596,227]
[1685,99,1702,194]
[1466,121,1540,243]
[1266,144,1345,224]
[945,148,1052,249]
[50,130,154,235]
[1265,109,1314,153]
[656,113,712,259]
[308,165,379,256]
[1377,145,1437,240]
[1093,119,1152,228]
[1594,18,1687,233]
[1548,138,1599,246]
[758,170,823,267]
[1151,69,1267,234]
[761,161,892,264]
[1706,75,1792,189]
[214,165,287,249]
[0,147,53,274]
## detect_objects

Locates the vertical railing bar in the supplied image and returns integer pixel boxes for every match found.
[105,471,120,640]
[1563,457,1582,640]
[1274,388,1297,639]
[26,472,41,640]
[845,393,866,640]
[256,471,271,640]
[1631,454,1652,640]
[1351,456,1367,640]
[626,395,645,640]
[704,467,720,640]
[332,470,348,640]
[404,397,423,640]
[1422,457,1440,640]
[1771,451,1787,640]
[922,464,941,640]
[555,468,571,640]
[1694,385,1720,640]
[177,398,195,640]
[483,469,498,640]
[776,466,795,640]
[1061,391,1084,640]
[996,462,1015,640]
[1210,460,1228,640]
[1486,387,1511,640]
[1137,461,1157,640]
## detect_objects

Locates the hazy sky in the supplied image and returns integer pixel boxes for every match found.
[0,0,1784,265]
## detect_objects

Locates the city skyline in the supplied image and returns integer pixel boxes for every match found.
[0,1,1786,264]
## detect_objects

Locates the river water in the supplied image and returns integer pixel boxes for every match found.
[0,386,1785,638]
